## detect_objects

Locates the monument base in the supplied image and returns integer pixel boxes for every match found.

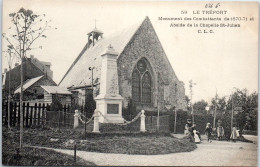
[95,94,124,123]
[100,114,124,123]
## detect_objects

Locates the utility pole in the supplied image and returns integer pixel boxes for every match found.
[231,92,234,131]
[213,90,218,129]
[189,80,196,123]
[173,106,177,133]
[89,67,94,100]
[157,99,160,131]
[156,91,160,132]
[84,83,87,138]
[173,83,178,134]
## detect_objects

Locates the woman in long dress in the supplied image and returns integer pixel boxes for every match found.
[216,120,225,141]
[217,126,225,140]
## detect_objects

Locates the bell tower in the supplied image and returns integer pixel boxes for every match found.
[87,20,103,47]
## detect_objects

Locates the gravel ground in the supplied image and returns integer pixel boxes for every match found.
[49,135,257,166]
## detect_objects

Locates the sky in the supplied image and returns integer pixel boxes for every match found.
[2,0,258,103]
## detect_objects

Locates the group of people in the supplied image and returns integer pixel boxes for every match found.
[184,119,201,143]
[184,119,240,143]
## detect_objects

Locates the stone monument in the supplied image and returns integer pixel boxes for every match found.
[95,44,124,123]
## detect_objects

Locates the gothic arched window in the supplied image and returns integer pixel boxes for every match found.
[132,59,153,104]
[142,72,152,103]
[132,70,141,102]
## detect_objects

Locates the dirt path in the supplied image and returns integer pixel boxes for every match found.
[50,135,257,166]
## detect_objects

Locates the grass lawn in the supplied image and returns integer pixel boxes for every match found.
[75,135,197,154]
[2,127,96,166]
[3,127,197,155]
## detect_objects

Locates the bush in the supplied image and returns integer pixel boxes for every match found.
[122,98,137,119]
[169,110,233,136]
[242,130,257,135]
[84,92,96,118]
[50,95,63,111]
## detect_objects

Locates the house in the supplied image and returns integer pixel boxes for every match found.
[41,86,72,105]
[3,55,57,101]
[14,75,57,102]
[59,16,187,113]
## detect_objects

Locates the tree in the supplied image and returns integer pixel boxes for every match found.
[2,8,55,149]
[84,92,96,118]
[50,95,63,111]
[3,45,17,130]
[210,96,227,114]
[193,100,208,115]
[185,95,191,112]
[227,88,258,131]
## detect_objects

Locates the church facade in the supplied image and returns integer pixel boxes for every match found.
[59,17,187,112]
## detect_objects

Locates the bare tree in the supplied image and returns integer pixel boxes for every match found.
[3,45,17,130]
[2,8,55,149]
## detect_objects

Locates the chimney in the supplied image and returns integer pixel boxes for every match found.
[4,68,7,73]
[15,63,19,67]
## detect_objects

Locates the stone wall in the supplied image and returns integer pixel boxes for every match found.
[117,17,187,111]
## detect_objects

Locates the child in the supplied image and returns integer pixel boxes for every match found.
[191,122,201,141]
[230,126,238,142]
[205,123,212,142]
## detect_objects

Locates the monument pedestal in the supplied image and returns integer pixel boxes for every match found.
[95,94,124,123]
[95,44,124,123]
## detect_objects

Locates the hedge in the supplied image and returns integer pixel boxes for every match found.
[169,110,233,137]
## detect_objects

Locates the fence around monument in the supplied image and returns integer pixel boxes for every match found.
[2,101,170,132]
[2,101,74,128]
[118,115,170,132]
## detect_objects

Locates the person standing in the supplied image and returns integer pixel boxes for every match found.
[205,122,212,142]
[217,120,225,141]
[230,126,238,142]
[184,119,192,135]
[184,119,193,142]
[191,122,201,141]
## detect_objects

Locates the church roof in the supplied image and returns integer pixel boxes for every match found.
[59,17,146,88]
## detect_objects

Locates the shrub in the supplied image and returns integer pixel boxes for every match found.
[169,110,234,136]
[50,95,63,111]
[84,92,96,118]
[242,130,257,135]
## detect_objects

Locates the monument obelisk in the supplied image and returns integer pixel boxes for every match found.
[95,44,124,123]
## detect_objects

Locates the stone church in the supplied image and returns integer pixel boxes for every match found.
[59,16,187,113]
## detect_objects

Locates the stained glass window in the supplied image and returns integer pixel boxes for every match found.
[132,59,153,104]
[142,72,152,103]
[132,70,141,102]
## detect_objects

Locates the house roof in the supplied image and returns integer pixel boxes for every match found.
[59,17,146,88]
[14,75,44,94]
[41,86,72,95]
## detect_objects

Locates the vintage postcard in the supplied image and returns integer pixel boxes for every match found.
[2,0,258,166]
